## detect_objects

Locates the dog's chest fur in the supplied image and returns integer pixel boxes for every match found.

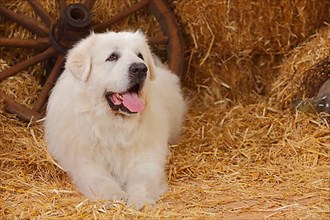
[80,109,151,182]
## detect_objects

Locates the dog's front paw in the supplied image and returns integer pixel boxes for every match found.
[103,188,128,201]
[127,194,156,210]
[74,176,128,202]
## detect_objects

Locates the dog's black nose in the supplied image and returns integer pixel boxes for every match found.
[129,63,148,80]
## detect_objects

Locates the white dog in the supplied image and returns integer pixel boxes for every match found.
[45,31,186,209]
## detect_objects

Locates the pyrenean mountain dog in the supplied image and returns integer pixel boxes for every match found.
[45,31,186,209]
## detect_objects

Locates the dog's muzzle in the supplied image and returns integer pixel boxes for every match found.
[105,62,148,114]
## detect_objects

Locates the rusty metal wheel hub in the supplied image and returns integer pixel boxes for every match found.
[51,3,92,53]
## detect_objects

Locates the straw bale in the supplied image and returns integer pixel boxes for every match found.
[271,26,330,109]
[1,0,330,219]
[175,0,330,98]
[175,0,329,57]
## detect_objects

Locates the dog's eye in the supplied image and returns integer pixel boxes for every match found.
[106,53,119,62]
[137,53,144,60]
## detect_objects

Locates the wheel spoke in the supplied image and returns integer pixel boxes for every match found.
[85,0,96,10]
[149,35,168,45]
[27,0,53,27]
[0,38,49,49]
[58,0,66,13]
[0,47,57,81]
[0,91,43,122]
[93,0,150,32]
[0,5,49,37]
[33,54,65,112]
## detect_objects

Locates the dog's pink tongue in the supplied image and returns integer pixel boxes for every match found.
[122,92,144,113]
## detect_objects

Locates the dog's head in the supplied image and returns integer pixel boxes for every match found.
[65,31,156,115]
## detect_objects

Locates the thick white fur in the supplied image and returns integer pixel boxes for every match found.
[45,31,186,209]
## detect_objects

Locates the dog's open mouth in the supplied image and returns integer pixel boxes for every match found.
[105,83,144,114]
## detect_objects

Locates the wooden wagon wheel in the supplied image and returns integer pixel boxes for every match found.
[0,0,183,122]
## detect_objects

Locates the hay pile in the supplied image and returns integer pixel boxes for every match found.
[271,27,330,109]
[175,0,330,102]
[1,0,330,219]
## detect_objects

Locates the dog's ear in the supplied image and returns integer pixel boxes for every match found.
[65,34,94,82]
[66,53,91,82]
[146,53,157,81]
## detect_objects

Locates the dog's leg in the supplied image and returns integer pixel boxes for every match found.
[70,161,127,202]
[126,159,167,209]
